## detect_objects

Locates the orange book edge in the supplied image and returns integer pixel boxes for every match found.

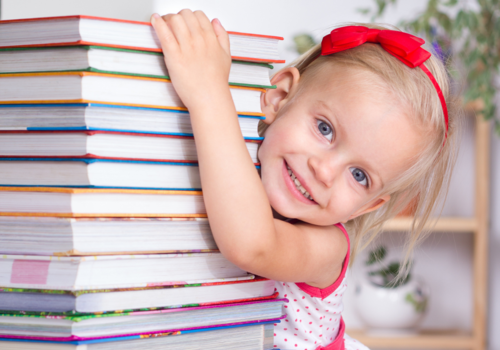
[0,71,265,116]
[0,186,202,195]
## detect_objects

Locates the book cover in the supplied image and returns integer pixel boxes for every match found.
[0,186,207,218]
[0,280,276,317]
[0,15,285,63]
[0,102,265,140]
[0,296,284,322]
[0,130,262,165]
[0,71,266,116]
[0,46,277,89]
[0,252,247,290]
[0,320,282,345]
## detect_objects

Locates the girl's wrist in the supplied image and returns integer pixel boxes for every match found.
[186,85,236,118]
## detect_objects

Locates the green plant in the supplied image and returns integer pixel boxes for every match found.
[293,34,317,55]
[360,0,500,133]
[365,246,412,288]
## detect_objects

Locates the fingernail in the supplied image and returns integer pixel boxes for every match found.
[151,13,160,24]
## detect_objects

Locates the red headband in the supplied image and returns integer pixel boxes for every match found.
[320,26,449,143]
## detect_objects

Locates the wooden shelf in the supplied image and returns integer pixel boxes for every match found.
[350,114,490,350]
[347,330,475,349]
[382,217,477,232]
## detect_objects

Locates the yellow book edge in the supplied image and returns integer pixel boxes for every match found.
[0,71,267,92]
[0,186,202,195]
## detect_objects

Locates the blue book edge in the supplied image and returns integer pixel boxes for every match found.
[0,102,266,120]
[0,320,281,345]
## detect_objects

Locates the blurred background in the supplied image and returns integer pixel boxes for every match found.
[1,0,498,349]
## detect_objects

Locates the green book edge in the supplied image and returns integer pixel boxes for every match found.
[0,302,205,321]
[0,282,205,297]
[0,68,276,89]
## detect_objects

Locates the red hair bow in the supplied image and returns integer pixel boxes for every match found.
[320,26,448,142]
[321,26,431,68]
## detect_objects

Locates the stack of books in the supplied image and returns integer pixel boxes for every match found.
[0,15,286,349]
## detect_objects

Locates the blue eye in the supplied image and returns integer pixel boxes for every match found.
[317,120,334,141]
[350,167,368,187]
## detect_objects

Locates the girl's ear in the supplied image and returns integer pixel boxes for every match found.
[261,67,301,125]
[343,195,391,223]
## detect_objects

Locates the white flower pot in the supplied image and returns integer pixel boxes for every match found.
[354,277,429,336]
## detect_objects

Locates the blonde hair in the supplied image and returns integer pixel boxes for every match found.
[260,24,461,273]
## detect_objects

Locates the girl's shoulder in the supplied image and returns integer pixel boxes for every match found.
[286,219,350,289]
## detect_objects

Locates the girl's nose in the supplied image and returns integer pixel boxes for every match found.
[308,154,339,188]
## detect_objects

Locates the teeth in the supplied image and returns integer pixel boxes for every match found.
[286,164,314,201]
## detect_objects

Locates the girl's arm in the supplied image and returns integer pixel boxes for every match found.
[151,10,347,288]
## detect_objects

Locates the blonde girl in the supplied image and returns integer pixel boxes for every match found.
[151,10,458,350]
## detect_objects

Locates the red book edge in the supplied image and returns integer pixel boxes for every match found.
[0,129,263,143]
[0,15,284,40]
[0,41,285,63]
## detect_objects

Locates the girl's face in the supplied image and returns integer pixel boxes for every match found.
[258,64,424,225]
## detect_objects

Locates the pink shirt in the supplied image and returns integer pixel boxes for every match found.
[273,224,369,350]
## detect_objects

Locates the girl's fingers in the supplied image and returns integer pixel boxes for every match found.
[194,10,213,33]
[161,13,191,45]
[150,13,179,51]
[212,18,230,56]
[177,9,202,36]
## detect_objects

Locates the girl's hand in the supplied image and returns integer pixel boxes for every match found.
[150,10,232,113]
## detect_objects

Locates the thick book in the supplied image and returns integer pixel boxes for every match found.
[0,253,247,290]
[0,46,275,89]
[0,187,206,217]
[0,322,277,350]
[0,159,207,191]
[0,131,260,163]
[0,72,264,115]
[0,278,275,313]
[0,217,217,256]
[0,298,285,340]
[0,15,285,63]
[0,103,264,140]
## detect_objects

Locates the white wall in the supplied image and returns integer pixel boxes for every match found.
[2,0,498,348]
[1,0,153,21]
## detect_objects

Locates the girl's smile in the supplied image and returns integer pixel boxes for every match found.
[259,63,425,226]
[283,160,316,204]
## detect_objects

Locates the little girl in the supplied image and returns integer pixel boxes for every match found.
[151,10,457,350]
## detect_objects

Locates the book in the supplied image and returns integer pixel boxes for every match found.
[0,322,277,349]
[0,278,275,313]
[0,187,207,217]
[0,131,260,163]
[0,46,275,89]
[0,15,285,64]
[0,298,285,340]
[0,159,208,191]
[0,253,247,290]
[0,72,264,115]
[0,217,217,256]
[0,103,264,140]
